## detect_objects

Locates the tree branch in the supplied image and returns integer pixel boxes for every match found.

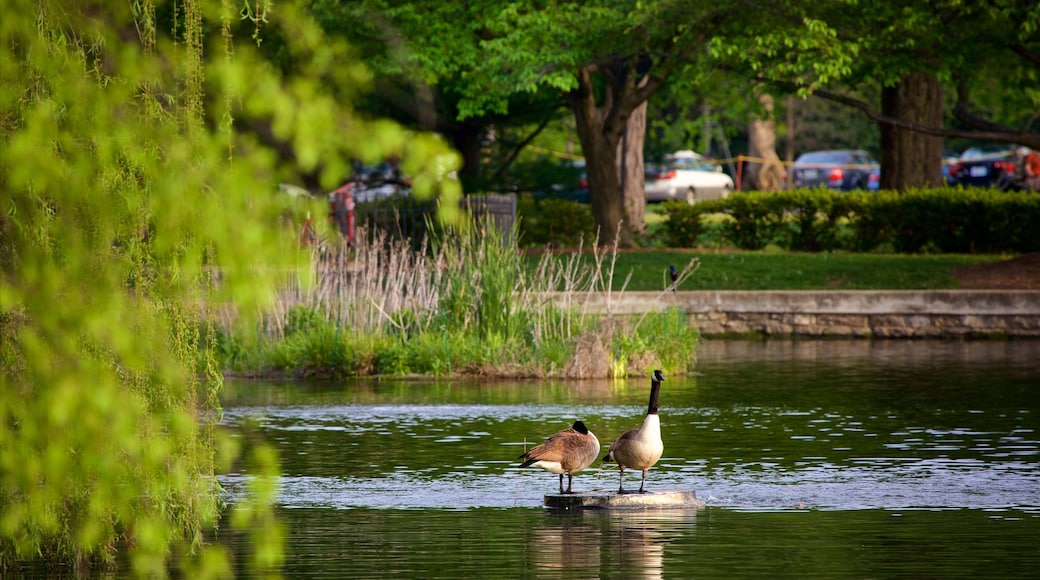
[1011,43,1040,68]
[952,80,1022,135]
[770,80,1040,149]
[490,110,559,181]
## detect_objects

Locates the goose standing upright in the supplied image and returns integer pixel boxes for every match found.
[603,370,665,493]
[519,420,601,494]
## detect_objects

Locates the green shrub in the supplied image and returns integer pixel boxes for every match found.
[660,200,706,247]
[373,340,413,375]
[517,196,596,248]
[663,187,1040,253]
[284,306,327,337]
[719,192,790,250]
[265,323,381,378]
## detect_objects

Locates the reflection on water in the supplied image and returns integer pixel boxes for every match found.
[530,509,697,578]
[531,511,604,574]
[218,340,1040,577]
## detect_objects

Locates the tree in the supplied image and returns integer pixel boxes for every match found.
[318,1,736,247]
[717,0,1039,189]
[1,0,458,572]
[746,90,784,191]
[467,2,746,247]
[310,0,574,194]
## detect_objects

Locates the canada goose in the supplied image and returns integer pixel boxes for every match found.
[603,370,665,493]
[519,420,601,494]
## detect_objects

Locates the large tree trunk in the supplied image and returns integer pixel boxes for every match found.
[619,92,647,235]
[566,68,634,248]
[784,95,797,188]
[880,72,944,190]
[746,91,783,191]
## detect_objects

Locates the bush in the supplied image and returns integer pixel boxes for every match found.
[660,200,706,247]
[517,196,596,248]
[662,187,1040,253]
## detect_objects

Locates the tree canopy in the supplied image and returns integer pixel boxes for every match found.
[321,0,1038,207]
[1,0,459,573]
[323,0,740,246]
[715,0,1039,149]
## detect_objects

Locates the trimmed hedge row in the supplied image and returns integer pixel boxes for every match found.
[663,188,1040,253]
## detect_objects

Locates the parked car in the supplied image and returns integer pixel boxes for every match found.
[946,147,1017,188]
[941,150,959,184]
[327,160,413,204]
[536,159,589,203]
[867,167,880,191]
[790,150,877,191]
[645,150,734,203]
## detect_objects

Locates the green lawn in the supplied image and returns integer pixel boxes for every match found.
[525,251,1007,291]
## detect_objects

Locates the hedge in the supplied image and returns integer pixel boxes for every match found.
[517,195,597,248]
[663,188,1040,253]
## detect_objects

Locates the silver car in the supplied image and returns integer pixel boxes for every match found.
[645,150,734,203]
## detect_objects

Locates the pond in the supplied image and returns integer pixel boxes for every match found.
[218,339,1040,578]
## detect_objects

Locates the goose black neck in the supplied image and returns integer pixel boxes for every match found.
[647,378,661,415]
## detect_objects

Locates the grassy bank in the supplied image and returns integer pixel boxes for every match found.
[218,227,700,380]
[524,250,1004,292]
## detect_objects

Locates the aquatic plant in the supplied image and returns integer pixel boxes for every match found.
[236,222,699,378]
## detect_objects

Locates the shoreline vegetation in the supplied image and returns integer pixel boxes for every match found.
[214,220,1013,382]
[215,224,702,381]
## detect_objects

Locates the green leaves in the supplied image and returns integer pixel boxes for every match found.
[663,188,1040,253]
[1,0,460,573]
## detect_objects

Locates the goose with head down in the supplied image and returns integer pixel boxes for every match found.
[603,370,665,493]
[519,420,601,494]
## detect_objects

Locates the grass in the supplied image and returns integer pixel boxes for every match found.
[220,225,703,378]
[524,250,1007,292]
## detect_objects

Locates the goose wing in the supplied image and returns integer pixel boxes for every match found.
[519,427,581,466]
[603,428,639,462]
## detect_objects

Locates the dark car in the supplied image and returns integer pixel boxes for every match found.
[535,159,589,203]
[791,150,877,191]
[867,167,880,191]
[942,150,959,184]
[947,147,1017,188]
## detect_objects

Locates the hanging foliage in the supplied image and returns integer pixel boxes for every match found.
[0,0,460,574]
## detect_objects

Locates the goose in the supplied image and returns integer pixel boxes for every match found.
[519,420,601,494]
[603,370,665,493]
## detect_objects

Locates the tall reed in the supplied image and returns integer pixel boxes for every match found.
[231,212,699,378]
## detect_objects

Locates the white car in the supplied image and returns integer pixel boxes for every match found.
[645,150,734,203]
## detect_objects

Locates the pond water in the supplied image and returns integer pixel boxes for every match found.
[218,340,1040,578]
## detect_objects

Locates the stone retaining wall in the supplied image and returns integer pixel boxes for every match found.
[553,291,1040,338]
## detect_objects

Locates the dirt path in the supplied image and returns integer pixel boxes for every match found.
[952,253,1040,290]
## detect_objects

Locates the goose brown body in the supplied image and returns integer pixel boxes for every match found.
[603,370,665,493]
[519,420,601,494]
